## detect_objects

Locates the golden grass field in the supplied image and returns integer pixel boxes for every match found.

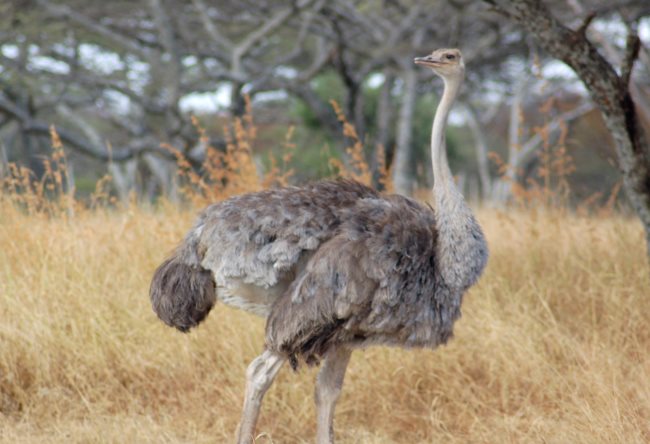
[1,199,648,443]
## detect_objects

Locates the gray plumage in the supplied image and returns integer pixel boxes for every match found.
[152,180,379,320]
[268,194,447,368]
[149,48,488,444]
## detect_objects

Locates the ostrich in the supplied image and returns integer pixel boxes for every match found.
[150,48,488,444]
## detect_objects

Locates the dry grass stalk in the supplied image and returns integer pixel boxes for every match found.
[329,99,391,189]
[490,97,580,211]
[169,95,295,207]
[0,126,78,218]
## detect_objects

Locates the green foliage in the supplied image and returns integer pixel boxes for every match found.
[289,71,475,185]
[291,70,345,131]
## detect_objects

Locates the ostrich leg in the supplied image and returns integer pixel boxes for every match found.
[236,349,285,444]
[315,347,352,444]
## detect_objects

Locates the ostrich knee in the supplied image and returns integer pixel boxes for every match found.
[315,348,352,444]
[237,350,284,444]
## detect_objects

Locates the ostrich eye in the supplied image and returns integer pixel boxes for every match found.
[445,54,456,60]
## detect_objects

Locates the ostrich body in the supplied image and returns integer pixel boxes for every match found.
[150,48,488,444]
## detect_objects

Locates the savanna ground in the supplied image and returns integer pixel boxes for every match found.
[1,123,649,443]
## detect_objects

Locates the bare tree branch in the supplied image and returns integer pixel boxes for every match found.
[621,32,641,88]
[0,93,169,163]
[231,0,316,75]
[35,0,153,60]
[191,0,234,52]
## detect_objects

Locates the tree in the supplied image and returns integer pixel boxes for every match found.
[484,0,650,259]
[1,0,534,198]
[2,0,644,209]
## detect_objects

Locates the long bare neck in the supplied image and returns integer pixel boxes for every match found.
[431,75,462,193]
[430,71,488,291]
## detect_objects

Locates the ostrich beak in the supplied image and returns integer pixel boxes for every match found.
[414,55,440,67]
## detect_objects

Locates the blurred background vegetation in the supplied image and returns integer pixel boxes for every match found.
[0,0,649,206]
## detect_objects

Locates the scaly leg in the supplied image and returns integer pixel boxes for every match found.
[315,347,352,444]
[236,349,285,444]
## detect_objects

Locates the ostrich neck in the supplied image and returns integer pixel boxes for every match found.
[431,76,461,191]
[430,73,489,291]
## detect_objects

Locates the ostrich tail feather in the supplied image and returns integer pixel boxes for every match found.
[149,246,216,332]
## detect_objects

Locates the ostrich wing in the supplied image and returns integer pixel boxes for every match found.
[266,195,455,367]
[197,180,378,289]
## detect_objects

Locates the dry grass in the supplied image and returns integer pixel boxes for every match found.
[1,109,648,443]
[0,201,648,443]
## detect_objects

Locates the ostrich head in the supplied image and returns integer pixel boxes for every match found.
[414,48,465,79]
[413,48,465,188]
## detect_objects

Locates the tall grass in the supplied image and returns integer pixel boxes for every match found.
[1,203,647,443]
[0,109,648,443]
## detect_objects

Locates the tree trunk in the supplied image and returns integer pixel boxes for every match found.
[372,71,394,189]
[0,140,7,179]
[376,72,394,155]
[463,104,492,200]
[492,69,529,202]
[392,66,417,196]
[488,0,650,260]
